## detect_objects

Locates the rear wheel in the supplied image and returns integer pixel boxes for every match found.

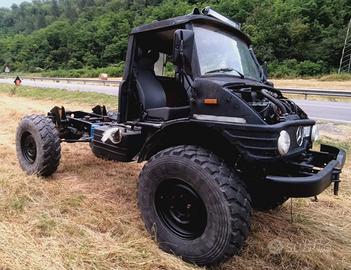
[138,145,251,266]
[16,115,61,177]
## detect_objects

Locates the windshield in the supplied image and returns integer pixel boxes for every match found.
[194,25,261,81]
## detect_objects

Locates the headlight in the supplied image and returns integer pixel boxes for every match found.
[311,125,319,142]
[278,130,291,155]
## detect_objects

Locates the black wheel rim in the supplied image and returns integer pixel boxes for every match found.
[21,131,37,164]
[155,179,207,240]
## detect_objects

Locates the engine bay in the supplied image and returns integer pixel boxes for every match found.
[230,86,307,124]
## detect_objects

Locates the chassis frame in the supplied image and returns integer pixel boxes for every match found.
[48,104,346,199]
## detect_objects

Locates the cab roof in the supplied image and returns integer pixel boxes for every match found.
[131,12,251,45]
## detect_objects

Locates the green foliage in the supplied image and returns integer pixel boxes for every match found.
[0,0,350,77]
[41,62,124,78]
[0,84,117,107]
[269,59,327,78]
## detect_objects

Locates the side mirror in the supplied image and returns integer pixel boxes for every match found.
[261,61,268,78]
[261,61,274,86]
[173,29,194,68]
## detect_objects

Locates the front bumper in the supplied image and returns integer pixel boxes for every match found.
[266,144,346,197]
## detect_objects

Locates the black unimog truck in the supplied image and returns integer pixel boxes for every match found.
[16,7,346,266]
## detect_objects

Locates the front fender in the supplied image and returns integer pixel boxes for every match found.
[137,120,237,162]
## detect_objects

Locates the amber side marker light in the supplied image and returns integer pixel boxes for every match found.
[203,98,218,105]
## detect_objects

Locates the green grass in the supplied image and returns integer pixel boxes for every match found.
[316,137,351,153]
[35,213,57,237]
[0,84,117,107]
[8,195,32,212]
[319,73,351,81]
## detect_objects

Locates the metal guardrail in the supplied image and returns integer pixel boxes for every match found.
[0,75,122,86]
[277,88,351,99]
[27,77,122,86]
[1,75,351,98]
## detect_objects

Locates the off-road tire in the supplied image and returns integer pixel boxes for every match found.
[16,115,61,177]
[138,145,251,266]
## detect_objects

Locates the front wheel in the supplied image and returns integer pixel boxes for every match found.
[138,145,251,266]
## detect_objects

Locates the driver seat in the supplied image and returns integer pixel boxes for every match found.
[134,50,190,121]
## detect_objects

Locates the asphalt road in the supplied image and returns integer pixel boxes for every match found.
[293,100,351,123]
[1,78,351,123]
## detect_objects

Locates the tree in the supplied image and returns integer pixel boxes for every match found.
[51,0,60,17]
[0,0,349,75]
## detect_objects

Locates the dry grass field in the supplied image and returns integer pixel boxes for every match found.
[272,79,351,102]
[0,84,351,270]
[272,79,351,90]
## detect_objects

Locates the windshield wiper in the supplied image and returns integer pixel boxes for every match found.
[205,67,245,78]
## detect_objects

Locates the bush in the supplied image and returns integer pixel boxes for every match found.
[268,59,327,78]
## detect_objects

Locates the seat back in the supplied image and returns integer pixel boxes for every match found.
[134,50,167,109]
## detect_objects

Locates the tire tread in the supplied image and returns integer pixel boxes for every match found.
[17,115,61,176]
[140,145,252,265]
